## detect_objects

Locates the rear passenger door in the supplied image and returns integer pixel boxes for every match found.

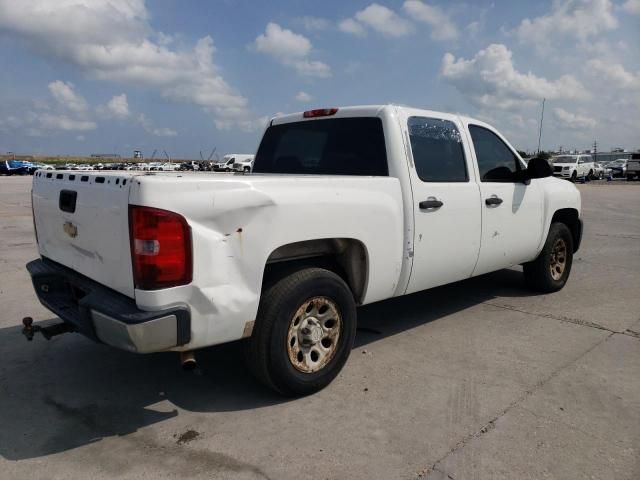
[465,123,544,275]
[402,112,482,294]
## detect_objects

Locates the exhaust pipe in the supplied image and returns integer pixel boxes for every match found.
[180,351,197,371]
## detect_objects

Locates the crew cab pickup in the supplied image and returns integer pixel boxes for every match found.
[26,105,582,396]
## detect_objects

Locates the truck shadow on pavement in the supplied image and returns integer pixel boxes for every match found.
[0,267,534,461]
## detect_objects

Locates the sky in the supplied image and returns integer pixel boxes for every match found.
[0,0,638,158]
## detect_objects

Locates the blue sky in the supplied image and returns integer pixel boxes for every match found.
[0,0,638,158]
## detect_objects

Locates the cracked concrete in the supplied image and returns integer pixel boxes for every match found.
[0,178,638,480]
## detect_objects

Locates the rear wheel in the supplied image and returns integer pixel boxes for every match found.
[588,169,594,180]
[524,223,574,293]
[245,268,356,396]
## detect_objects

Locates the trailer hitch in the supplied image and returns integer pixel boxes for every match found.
[22,317,73,341]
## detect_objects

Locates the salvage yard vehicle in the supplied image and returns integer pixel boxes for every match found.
[213,155,237,172]
[552,154,595,181]
[625,154,639,180]
[607,159,627,178]
[231,154,255,173]
[0,160,30,175]
[24,105,583,396]
[593,162,605,179]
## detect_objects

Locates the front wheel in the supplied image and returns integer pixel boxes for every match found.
[570,171,577,182]
[588,169,594,180]
[523,222,574,293]
[245,268,357,396]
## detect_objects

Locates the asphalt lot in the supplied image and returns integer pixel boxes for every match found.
[0,175,638,480]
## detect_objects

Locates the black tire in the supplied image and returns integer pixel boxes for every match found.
[588,169,594,180]
[627,175,634,181]
[524,222,574,293]
[570,171,577,182]
[245,268,357,396]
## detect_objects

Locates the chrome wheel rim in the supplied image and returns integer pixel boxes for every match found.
[287,297,341,373]
[549,238,567,281]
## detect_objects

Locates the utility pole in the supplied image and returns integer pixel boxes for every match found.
[593,140,598,163]
[537,98,545,154]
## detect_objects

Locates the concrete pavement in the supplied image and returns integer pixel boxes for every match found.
[0,176,638,479]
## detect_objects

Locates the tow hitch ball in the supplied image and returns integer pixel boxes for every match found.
[22,317,72,341]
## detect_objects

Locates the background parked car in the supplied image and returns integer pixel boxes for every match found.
[592,162,605,179]
[0,160,30,175]
[606,159,627,178]
[231,154,255,173]
[551,154,595,181]
[213,155,237,172]
[625,154,640,180]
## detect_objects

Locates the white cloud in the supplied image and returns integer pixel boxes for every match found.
[48,80,88,113]
[353,3,413,37]
[253,23,331,78]
[137,114,177,137]
[0,0,255,128]
[441,44,589,110]
[98,93,130,118]
[76,135,85,141]
[338,18,367,36]
[622,0,640,14]
[295,91,312,102]
[254,22,311,59]
[553,108,597,129]
[37,113,97,131]
[3,81,99,134]
[515,0,618,49]
[587,59,640,90]
[402,1,458,41]
[296,16,330,31]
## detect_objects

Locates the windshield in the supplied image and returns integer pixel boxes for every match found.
[553,156,577,164]
[253,117,388,176]
[8,160,24,168]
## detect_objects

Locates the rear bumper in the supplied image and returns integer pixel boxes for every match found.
[27,258,191,353]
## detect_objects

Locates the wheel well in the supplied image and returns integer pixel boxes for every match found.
[551,208,581,252]
[263,239,368,304]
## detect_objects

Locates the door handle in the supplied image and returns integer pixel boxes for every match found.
[419,199,443,209]
[485,196,503,206]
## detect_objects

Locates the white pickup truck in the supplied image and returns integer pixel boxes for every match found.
[25,105,582,396]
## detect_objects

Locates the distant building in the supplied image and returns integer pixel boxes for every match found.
[595,151,633,163]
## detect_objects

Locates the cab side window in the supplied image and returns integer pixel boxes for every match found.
[408,117,468,182]
[469,125,521,182]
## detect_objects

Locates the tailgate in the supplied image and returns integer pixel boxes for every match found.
[32,171,138,298]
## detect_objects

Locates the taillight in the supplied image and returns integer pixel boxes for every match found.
[303,108,338,118]
[129,205,192,290]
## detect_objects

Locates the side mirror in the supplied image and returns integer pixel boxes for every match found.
[526,157,553,179]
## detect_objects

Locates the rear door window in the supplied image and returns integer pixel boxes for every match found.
[253,117,388,176]
[407,117,468,182]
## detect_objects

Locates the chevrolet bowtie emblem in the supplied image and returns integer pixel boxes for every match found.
[63,221,78,238]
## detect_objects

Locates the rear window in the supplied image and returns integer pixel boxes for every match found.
[253,117,388,176]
